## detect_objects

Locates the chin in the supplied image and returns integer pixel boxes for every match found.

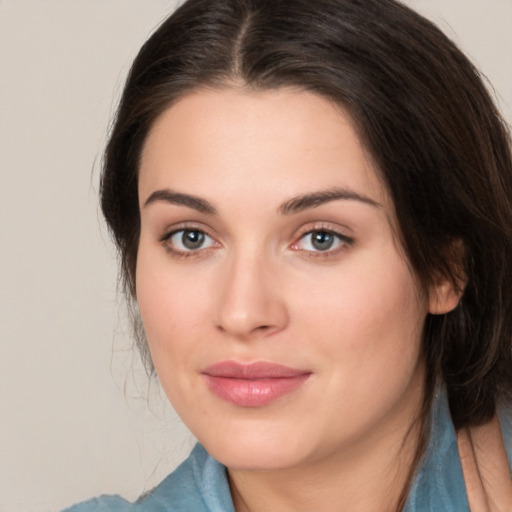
[208,441,305,472]
[195,420,311,471]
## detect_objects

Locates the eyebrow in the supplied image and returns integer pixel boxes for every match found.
[143,186,381,216]
[279,187,381,215]
[143,189,217,214]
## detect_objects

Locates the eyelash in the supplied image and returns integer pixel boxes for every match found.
[159,225,354,259]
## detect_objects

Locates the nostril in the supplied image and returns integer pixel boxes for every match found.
[216,323,273,336]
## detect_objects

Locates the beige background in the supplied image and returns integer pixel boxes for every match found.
[0,1,511,511]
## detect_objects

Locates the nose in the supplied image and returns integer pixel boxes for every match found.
[214,252,289,339]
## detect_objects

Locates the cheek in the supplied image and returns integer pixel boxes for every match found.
[135,248,210,370]
[294,259,427,436]
[295,250,427,376]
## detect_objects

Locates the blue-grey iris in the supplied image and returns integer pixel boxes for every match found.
[182,230,205,250]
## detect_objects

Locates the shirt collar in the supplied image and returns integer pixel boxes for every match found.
[403,387,469,511]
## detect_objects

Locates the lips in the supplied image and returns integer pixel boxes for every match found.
[201,361,311,407]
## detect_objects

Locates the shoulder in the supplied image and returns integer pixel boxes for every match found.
[62,444,231,512]
[404,392,512,511]
[62,495,133,512]
[456,405,512,510]
[498,403,512,472]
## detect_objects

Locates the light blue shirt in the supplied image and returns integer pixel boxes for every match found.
[64,390,512,511]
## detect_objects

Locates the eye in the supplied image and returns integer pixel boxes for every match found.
[294,229,351,253]
[164,229,217,253]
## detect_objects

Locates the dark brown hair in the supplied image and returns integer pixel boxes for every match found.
[101,0,512,432]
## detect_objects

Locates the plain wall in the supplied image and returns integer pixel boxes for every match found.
[0,1,510,511]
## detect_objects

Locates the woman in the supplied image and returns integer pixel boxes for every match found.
[65,0,512,510]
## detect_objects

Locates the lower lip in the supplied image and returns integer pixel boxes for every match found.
[203,374,310,407]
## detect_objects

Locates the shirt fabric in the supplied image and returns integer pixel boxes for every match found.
[64,389,512,512]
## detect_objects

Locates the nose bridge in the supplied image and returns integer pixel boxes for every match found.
[215,245,288,338]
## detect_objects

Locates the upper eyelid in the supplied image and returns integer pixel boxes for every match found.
[299,227,350,238]
[293,222,353,240]
[164,227,215,242]
[160,222,215,239]
[296,229,352,245]
[173,229,215,243]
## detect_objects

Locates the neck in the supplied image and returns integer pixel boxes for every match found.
[228,374,426,512]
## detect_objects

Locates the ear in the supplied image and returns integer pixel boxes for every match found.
[428,274,464,314]
[428,240,467,315]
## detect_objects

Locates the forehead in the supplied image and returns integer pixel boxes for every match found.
[139,87,389,209]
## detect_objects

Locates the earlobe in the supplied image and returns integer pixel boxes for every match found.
[428,240,467,315]
[428,276,464,315]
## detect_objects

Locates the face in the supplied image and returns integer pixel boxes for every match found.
[136,88,430,471]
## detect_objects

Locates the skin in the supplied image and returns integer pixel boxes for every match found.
[136,88,460,511]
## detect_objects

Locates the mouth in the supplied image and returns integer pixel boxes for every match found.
[201,361,312,407]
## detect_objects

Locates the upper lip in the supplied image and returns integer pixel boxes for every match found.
[202,361,311,379]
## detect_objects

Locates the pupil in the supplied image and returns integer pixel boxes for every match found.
[312,231,334,251]
[182,230,204,249]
